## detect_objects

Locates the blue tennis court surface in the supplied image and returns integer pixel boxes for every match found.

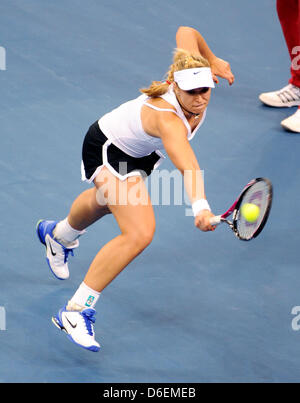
[1,0,300,383]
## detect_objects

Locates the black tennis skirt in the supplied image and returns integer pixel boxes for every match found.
[81,121,164,182]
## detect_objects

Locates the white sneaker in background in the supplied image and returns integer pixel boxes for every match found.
[259,84,300,107]
[281,109,300,133]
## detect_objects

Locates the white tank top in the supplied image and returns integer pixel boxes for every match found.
[98,86,207,158]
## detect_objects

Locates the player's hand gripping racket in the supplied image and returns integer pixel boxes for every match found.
[210,177,273,240]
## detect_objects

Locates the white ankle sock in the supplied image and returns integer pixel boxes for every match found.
[53,217,86,245]
[68,282,100,310]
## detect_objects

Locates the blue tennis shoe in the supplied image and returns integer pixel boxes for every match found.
[36,220,78,280]
[52,305,100,352]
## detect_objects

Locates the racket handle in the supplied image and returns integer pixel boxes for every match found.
[210,215,222,226]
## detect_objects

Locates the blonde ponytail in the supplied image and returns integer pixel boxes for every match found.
[140,48,210,97]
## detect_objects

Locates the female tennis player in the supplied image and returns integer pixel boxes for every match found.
[37,26,234,352]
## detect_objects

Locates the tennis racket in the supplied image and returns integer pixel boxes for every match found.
[210,177,273,241]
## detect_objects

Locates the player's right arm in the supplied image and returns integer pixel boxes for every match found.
[154,111,215,231]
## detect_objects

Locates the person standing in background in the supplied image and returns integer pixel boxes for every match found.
[259,0,300,133]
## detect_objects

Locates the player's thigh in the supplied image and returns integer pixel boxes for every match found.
[87,186,111,215]
[94,167,155,244]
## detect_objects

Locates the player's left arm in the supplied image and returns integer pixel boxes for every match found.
[176,26,235,85]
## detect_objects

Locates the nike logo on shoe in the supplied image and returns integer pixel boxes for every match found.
[48,241,57,256]
[66,317,77,328]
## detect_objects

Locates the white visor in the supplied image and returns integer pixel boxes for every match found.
[174,67,215,90]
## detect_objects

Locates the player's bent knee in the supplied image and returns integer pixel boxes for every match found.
[136,228,155,249]
[126,226,155,251]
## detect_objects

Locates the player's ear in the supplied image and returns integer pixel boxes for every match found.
[173,82,181,96]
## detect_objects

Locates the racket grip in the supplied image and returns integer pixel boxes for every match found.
[210,215,222,226]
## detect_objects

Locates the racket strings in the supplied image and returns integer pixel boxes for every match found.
[236,180,271,240]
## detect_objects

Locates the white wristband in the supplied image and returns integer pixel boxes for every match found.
[192,199,211,217]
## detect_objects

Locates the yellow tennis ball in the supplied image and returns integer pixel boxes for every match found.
[241,203,260,223]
